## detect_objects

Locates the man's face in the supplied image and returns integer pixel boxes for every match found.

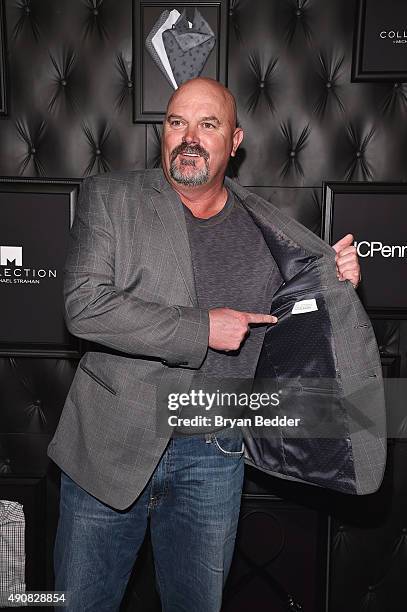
[162,81,243,189]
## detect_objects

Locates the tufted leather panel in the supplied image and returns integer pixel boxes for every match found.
[0,0,145,177]
[0,0,405,187]
[0,357,76,475]
[328,440,407,612]
[0,0,406,609]
[227,0,407,187]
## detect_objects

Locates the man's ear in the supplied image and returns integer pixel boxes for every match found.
[231,128,244,157]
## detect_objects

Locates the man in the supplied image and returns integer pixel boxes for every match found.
[48,77,361,611]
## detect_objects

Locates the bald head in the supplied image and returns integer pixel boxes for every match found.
[166,78,237,129]
[161,77,243,192]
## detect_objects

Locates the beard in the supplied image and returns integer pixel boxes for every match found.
[169,143,210,186]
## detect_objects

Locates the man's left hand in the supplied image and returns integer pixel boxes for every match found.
[332,233,361,289]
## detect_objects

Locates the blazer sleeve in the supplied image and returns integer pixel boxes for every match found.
[63,176,209,368]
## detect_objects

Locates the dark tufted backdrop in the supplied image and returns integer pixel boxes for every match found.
[0,1,406,611]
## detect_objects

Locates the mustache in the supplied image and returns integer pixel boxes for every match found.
[170,143,209,163]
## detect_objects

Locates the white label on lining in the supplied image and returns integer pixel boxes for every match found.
[291,298,318,315]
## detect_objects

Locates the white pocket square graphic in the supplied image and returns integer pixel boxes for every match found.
[145,8,216,89]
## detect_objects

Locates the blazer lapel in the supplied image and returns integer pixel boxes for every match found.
[145,170,198,307]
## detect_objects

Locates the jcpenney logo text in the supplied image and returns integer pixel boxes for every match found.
[354,241,407,258]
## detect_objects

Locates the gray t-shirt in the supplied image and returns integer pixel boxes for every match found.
[175,189,283,433]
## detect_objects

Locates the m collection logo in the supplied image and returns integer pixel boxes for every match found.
[354,241,407,258]
[0,246,22,266]
[379,29,407,44]
[0,245,57,285]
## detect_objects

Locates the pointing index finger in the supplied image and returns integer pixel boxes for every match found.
[244,313,278,325]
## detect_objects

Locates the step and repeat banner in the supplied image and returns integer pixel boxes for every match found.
[1,177,406,358]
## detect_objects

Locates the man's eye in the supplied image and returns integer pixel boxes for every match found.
[202,122,215,129]
[170,120,183,127]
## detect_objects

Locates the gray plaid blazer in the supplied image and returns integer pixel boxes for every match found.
[47,168,386,509]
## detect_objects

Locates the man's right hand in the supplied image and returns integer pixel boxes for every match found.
[208,308,278,351]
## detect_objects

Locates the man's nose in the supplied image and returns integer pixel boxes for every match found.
[182,127,200,145]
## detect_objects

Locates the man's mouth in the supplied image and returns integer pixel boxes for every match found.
[181,153,200,157]
[169,145,210,185]
[170,143,209,163]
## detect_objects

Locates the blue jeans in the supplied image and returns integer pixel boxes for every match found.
[54,430,244,611]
